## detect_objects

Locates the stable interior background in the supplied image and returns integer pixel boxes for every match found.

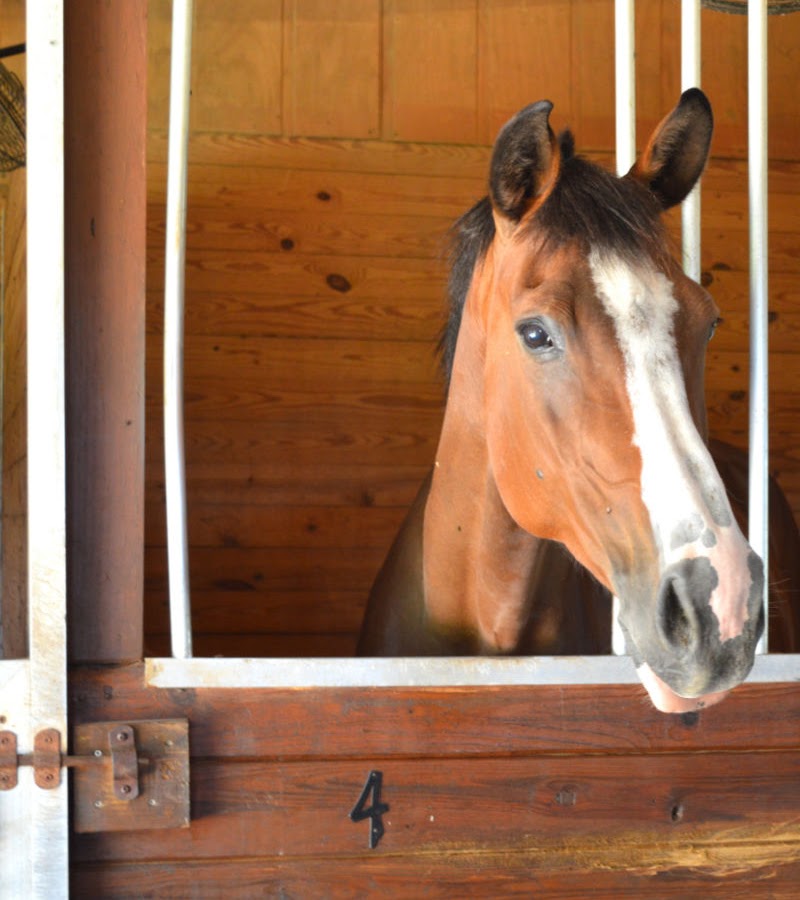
[143,1,800,657]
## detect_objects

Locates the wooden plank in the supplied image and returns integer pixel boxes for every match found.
[146,289,444,342]
[477,0,573,145]
[383,0,479,143]
[147,207,453,259]
[148,162,485,218]
[144,546,386,594]
[150,386,444,440]
[70,854,800,900]
[146,461,427,508]
[146,248,448,299]
[146,131,494,178]
[148,589,366,634]
[146,502,408,549]
[147,0,283,134]
[72,752,800,861]
[284,0,380,139]
[142,631,359,659]
[570,0,614,152]
[147,410,442,466]
[64,0,146,663]
[69,664,800,760]
[152,336,441,390]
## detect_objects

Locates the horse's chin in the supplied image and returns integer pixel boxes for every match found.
[635,661,730,714]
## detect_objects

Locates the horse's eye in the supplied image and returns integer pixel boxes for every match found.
[708,317,722,342]
[518,320,554,352]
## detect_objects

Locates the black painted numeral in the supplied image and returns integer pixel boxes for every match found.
[350,770,389,849]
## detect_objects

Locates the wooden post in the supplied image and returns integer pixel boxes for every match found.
[64,0,147,662]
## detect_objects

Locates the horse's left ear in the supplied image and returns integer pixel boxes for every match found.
[629,88,713,209]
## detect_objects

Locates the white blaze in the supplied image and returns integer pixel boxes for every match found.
[588,249,752,642]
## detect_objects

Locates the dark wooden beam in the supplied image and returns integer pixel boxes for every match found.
[64,0,147,662]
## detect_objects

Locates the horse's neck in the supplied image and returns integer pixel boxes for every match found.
[423,430,542,653]
[422,300,543,653]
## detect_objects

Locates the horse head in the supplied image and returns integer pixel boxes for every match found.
[426,90,763,713]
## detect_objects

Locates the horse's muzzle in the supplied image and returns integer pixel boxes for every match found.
[651,553,765,697]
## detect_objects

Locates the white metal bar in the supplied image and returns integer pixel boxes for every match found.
[612,0,636,654]
[146,654,800,690]
[680,0,702,281]
[614,0,636,176]
[164,0,194,659]
[748,0,769,654]
[25,0,68,893]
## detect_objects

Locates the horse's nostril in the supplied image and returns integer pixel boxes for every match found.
[661,579,693,649]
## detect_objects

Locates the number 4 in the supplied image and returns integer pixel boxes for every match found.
[350,770,389,849]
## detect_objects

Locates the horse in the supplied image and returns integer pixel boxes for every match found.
[357,88,800,714]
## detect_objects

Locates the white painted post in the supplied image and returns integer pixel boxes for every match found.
[748,0,769,653]
[614,0,636,177]
[612,0,636,654]
[681,0,702,282]
[0,2,68,897]
[164,0,195,659]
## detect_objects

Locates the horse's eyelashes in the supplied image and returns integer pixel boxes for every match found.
[708,316,722,342]
[518,320,555,352]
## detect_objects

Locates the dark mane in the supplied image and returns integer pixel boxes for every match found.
[440,132,667,384]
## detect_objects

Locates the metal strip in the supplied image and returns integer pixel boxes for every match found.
[164,0,194,659]
[24,0,68,894]
[146,655,800,690]
[611,0,636,655]
[748,0,769,654]
[614,0,636,176]
[680,0,702,281]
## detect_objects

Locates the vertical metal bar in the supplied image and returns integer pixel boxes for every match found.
[164,0,194,659]
[748,0,769,654]
[681,0,702,282]
[615,0,636,176]
[26,0,69,891]
[612,0,636,654]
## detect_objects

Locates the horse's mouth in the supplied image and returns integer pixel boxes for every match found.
[635,661,730,714]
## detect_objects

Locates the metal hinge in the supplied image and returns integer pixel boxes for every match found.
[0,718,190,833]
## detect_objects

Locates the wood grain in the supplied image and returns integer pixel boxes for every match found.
[70,855,800,900]
[284,0,381,139]
[72,752,800,861]
[65,0,146,663]
[68,665,800,892]
[70,665,800,761]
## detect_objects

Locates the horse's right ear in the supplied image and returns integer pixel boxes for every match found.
[489,100,560,231]
[629,88,713,209]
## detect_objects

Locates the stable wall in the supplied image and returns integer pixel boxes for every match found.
[144,1,800,657]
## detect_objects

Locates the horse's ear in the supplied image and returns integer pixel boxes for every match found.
[489,100,560,229]
[629,88,713,209]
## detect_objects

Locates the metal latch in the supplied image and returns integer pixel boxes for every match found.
[0,728,61,791]
[0,719,190,833]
